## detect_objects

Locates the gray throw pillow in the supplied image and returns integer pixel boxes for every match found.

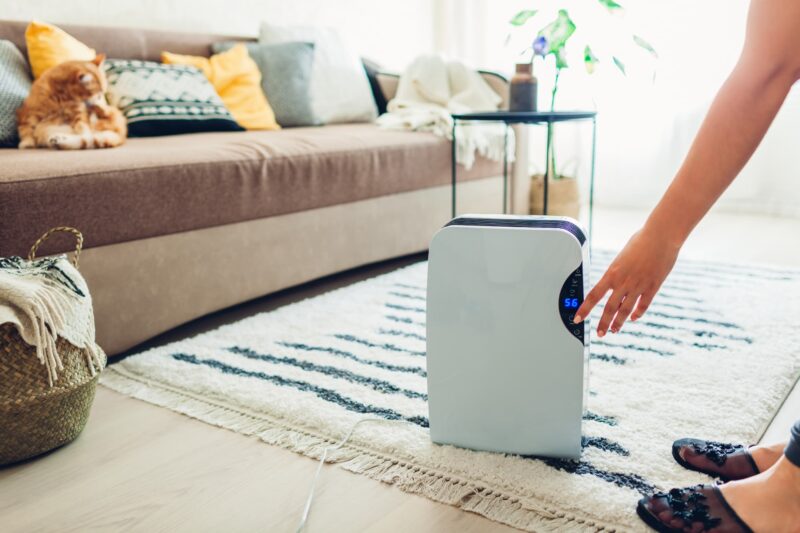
[0,41,32,147]
[212,41,318,128]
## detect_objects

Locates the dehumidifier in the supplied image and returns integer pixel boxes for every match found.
[426,215,590,459]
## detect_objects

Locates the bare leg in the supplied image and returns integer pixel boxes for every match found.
[720,454,800,532]
[750,441,789,471]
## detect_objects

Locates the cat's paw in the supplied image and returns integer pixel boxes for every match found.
[93,131,123,148]
[48,133,84,150]
[18,137,35,149]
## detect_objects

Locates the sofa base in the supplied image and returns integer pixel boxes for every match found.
[80,177,503,356]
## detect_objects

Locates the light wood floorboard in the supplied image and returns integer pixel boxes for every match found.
[1,208,797,532]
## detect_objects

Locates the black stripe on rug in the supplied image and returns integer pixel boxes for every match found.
[584,411,618,426]
[654,291,705,304]
[539,458,654,495]
[592,340,673,357]
[645,311,741,329]
[581,436,629,456]
[227,346,427,400]
[333,333,426,357]
[277,341,427,377]
[172,353,430,426]
[389,291,426,302]
[385,315,426,328]
[395,283,426,292]
[590,352,627,365]
[379,328,426,342]
[385,302,426,314]
[634,320,752,343]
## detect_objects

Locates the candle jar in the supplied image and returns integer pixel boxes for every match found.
[509,63,538,112]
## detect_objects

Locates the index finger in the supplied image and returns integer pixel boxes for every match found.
[573,276,610,323]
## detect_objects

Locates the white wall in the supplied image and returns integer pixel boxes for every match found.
[0,0,434,71]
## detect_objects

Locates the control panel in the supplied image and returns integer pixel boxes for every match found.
[559,266,584,342]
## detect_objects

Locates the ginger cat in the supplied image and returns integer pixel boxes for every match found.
[17,54,127,150]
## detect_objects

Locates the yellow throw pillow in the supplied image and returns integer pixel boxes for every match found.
[25,20,96,78]
[162,44,279,131]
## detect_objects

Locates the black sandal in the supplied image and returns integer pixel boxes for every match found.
[672,438,759,482]
[637,484,754,532]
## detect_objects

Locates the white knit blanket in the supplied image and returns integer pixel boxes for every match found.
[102,252,800,531]
[0,255,104,384]
[376,54,513,169]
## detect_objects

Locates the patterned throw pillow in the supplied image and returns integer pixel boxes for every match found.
[0,41,32,147]
[104,59,244,137]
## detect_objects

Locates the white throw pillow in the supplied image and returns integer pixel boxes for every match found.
[259,23,377,125]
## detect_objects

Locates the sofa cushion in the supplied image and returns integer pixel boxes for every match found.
[0,124,501,256]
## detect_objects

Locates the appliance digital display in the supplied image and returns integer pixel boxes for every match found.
[558,266,585,341]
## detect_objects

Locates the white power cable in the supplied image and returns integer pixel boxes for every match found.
[295,418,387,533]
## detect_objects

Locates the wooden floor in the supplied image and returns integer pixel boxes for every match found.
[1,208,798,532]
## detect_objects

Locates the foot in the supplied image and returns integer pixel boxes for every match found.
[637,484,753,532]
[672,438,785,481]
[720,456,800,532]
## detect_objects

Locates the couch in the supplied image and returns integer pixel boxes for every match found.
[0,20,530,356]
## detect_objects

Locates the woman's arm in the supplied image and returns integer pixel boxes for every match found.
[575,0,800,336]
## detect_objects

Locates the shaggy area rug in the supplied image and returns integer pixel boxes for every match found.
[102,251,800,531]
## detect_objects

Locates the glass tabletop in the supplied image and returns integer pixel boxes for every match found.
[451,110,596,124]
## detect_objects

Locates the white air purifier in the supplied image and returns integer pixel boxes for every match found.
[426,215,590,459]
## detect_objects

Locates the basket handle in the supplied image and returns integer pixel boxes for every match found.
[28,227,84,268]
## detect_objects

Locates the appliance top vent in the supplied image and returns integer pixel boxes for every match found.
[445,215,586,245]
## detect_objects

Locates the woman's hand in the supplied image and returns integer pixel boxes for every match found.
[574,226,681,337]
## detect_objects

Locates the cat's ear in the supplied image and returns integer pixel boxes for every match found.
[92,53,106,66]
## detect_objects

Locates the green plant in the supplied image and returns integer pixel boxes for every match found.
[511,2,656,110]
[510,1,657,178]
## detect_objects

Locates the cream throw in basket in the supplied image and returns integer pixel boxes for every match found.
[0,227,106,465]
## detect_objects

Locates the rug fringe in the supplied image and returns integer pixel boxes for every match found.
[101,368,625,532]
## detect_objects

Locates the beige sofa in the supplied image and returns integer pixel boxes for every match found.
[0,21,530,356]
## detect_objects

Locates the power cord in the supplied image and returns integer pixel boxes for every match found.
[295,418,387,533]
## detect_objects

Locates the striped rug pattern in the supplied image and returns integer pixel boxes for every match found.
[102,252,800,531]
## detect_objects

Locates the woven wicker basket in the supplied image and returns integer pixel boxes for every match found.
[0,228,106,465]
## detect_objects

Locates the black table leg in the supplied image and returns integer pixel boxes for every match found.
[589,116,597,253]
[543,120,552,215]
[502,123,508,214]
[451,120,457,219]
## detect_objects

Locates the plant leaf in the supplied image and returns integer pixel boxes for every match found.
[633,35,658,58]
[555,47,569,69]
[612,56,626,75]
[597,0,623,9]
[538,9,576,56]
[510,9,538,26]
[583,45,598,74]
